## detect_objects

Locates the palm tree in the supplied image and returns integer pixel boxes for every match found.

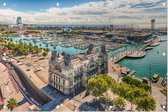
[33,40,36,45]
[46,44,48,48]
[7,98,17,111]
[42,51,48,59]
[54,46,56,51]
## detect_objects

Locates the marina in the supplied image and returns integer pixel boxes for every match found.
[118,35,167,78]
[4,36,127,56]
[126,50,146,58]
[0,0,167,111]
[2,34,167,80]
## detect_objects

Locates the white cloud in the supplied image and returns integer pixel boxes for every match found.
[0,0,166,28]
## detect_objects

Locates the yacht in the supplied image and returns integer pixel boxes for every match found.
[144,47,154,50]
[150,41,160,47]
[152,74,160,83]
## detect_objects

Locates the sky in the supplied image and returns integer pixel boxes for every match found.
[0,0,167,28]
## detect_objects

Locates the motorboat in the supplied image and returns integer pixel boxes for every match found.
[144,47,154,50]
[152,74,160,83]
[150,41,160,47]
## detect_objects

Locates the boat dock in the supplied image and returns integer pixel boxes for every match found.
[111,40,158,63]
[156,77,164,86]
[127,70,135,77]
[111,49,144,63]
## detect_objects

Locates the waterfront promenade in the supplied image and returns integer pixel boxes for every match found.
[0,62,30,111]
[110,41,154,63]
[108,59,166,111]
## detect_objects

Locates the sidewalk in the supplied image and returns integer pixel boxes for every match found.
[0,62,30,111]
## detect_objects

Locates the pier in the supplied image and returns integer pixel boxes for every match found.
[110,41,156,63]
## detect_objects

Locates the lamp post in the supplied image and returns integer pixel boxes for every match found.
[149,60,152,95]
[149,52,166,96]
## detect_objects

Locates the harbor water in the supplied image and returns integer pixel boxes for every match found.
[4,35,167,78]
[118,36,167,78]
[8,36,85,55]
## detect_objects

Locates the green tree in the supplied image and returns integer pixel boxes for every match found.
[10,38,13,42]
[7,98,17,111]
[33,40,36,45]
[113,97,126,109]
[116,82,131,98]
[86,76,108,99]
[133,96,156,111]
[46,48,49,52]
[98,74,118,100]
[99,74,115,88]
[46,44,48,48]
[122,76,151,91]
[42,51,48,59]
[29,43,32,46]
[54,46,56,50]
[34,46,41,56]
[61,52,66,56]
[23,49,28,57]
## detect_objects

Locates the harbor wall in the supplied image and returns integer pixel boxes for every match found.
[8,62,51,105]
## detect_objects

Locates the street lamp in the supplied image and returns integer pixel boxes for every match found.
[149,52,166,95]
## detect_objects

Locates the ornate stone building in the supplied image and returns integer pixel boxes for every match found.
[48,45,108,95]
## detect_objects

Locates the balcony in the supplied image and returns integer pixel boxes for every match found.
[51,70,68,79]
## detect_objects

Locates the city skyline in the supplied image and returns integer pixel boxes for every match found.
[0,0,167,28]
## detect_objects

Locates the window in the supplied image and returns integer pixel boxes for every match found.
[54,83,56,88]
[69,78,73,87]
[74,76,76,83]
[63,79,65,85]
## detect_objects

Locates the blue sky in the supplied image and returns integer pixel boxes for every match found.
[0,0,167,27]
[0,0,103,11]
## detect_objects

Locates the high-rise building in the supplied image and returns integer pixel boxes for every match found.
[48,45,108,95]
[16,17,22,25]
[151,19,155,30]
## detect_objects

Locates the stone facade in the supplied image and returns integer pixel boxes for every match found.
[48,46,108,95]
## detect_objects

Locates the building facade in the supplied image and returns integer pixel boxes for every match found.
[16,17,22,25]
[48,46,108,95]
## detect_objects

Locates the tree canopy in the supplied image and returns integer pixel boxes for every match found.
[122,76,151,91]
[86,75,109,98]
[113,97,126,109]
[86,74,156,111]
[133,96,156,111]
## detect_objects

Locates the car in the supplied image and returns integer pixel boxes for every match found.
[27,68,31,71]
